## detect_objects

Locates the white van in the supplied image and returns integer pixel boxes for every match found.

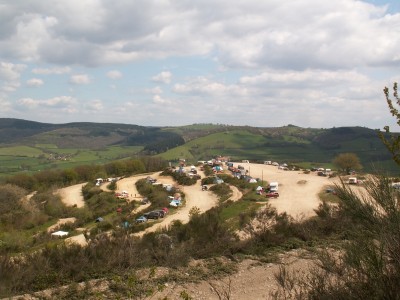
[242,160,250,163]
[269,181,279,192]
[348,177,358,184]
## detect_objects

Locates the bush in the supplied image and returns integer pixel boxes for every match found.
[160,169,198,186]
[201,177,215,185]
[210,183,232,201]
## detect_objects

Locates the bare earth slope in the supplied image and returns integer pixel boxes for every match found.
[56,183,86,208]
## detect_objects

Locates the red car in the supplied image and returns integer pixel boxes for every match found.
[266,192,279,198]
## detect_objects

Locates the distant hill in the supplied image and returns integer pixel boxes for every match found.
[0,118,398,175]
[0,118,185,150]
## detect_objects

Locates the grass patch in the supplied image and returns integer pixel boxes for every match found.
[220,200,263,230]
[318,186,341,204]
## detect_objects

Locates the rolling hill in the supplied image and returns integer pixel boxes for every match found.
[0,118,398,176]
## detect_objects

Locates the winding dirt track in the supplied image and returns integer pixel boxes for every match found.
[134,171,219,237]
[55,163,332,236]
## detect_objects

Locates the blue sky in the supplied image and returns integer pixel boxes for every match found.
[1,0,400,129]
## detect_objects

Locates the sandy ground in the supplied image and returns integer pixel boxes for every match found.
[144,250,314,300]
[23,165,337,299]
[116,174,153,201]
[65,233,88,247]
[134,171,219,237]
[56,183,86,208]
[229,185,243,201]
[47,217,77,233]
[238,163,333,218]
[55,164,331,236]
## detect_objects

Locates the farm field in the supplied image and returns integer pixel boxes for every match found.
[0,145,143,178]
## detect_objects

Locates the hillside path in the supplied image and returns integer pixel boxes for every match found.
[134,171,219,237]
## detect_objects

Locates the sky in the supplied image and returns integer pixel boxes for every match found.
[1,0,400,129]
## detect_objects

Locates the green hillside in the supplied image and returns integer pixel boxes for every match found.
[0,119,398,176]
[159,126,397,174]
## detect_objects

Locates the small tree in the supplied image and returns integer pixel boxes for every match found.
[333,152,362,174]
[378,82,400,165]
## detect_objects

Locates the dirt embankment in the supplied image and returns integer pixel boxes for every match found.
[56,183,86,208]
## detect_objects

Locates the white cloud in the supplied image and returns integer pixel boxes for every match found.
[32,66,71,74]
[173,76,244,96]
[153,94,171,104]
[152,71,172,84]
[106,70,122,79]
[69,74,91,85]
[17,96,77,109]
[85,99,104,111]
[27,78,44,87]
[0,61,26,93]
[0,95,12,114]
[0,1,398,70]
[0,1,399,128]
[146,86,163,94]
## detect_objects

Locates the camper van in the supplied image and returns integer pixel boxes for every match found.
[269,182,279,192]
[348,177,358,184]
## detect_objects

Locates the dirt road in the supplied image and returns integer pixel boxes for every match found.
[116,174,153,202]
[134,173,219,237]
[229,185,243,202]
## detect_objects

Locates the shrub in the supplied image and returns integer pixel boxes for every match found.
[209,183,231,201]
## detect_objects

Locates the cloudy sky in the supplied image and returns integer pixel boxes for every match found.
[1,0,400,129]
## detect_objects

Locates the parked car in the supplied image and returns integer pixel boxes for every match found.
[141,197,149,204]
[144,211,162,219]
[169,199,182,207]
[325,188,337,195]
[153,209,166,218]
[266,191,279,198]
[136,216,147,223]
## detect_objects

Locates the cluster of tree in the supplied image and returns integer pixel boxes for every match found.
[134,178,182,214]
[142,132,185,154]
[5,156,166,192]
[160,168,199,185]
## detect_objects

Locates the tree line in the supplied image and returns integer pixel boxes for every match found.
[4,156,167,192]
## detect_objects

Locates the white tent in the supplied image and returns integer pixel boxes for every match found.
[51,231,69,237]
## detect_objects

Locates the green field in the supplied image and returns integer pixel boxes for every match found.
[0,146,44,157]
[0,145,143,178]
